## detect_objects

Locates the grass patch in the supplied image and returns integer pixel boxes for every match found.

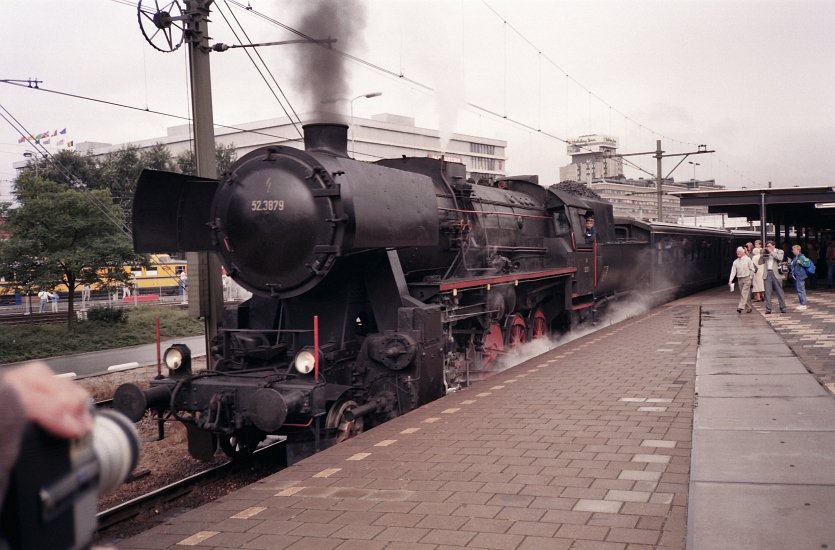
[0,305,204,364]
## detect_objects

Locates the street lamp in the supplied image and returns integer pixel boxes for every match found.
[688,161,700,183]
[350,92,381,157]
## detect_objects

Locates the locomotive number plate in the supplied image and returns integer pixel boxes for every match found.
[251,200,285,212]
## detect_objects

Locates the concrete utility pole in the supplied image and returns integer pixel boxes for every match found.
[615,141,714,222]
[184,0,224,351]
[656,140,663,221]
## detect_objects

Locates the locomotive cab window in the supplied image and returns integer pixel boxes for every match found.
[552,210,571,238]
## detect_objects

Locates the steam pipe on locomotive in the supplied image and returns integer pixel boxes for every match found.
[114,122,618,461]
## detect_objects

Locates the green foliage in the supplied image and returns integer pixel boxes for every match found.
[86,306,128,324]
[0,305,205,364]
[23,149,98,188]
[174,143,238,177]
[5,143,237,328]
[0,175,140,326]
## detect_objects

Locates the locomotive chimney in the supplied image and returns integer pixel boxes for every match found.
[303,123,349,158]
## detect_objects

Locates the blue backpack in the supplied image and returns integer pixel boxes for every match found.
[806,261,816,275]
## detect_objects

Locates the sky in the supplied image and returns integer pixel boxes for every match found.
[1,0,833,205]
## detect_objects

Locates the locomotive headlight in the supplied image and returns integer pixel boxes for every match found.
[294,349,317,374]
[164,344,191,372]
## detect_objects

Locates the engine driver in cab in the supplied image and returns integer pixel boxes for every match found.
[584,216,597,244]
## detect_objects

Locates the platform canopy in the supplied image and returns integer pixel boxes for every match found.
[672,186,835,233]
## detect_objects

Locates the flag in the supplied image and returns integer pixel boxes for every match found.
[67,140,74,147]
[59,128,66,134]
[43,138,50,144]
[35,139,40,145]
[57,139,64,146]
[51,129,57,137]
[17,136,25,143]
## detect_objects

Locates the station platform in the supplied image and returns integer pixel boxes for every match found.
[116,284,835,550]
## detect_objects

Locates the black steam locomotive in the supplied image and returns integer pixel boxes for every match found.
[115,123,732,460]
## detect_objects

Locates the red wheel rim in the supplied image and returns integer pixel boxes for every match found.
[531,309,547,339]
[482,322,504,366]
[507,314,527,348]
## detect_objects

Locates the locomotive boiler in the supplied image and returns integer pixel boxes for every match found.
[114,122,719,460]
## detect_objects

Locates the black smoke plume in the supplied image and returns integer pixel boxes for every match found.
[289,0,367,120]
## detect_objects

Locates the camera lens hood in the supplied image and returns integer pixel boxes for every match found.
[92,410,140,494]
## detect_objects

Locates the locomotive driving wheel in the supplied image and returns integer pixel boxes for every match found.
[218,429,262,459]
[481,322,504,367]
[506,314,528,349]
[530,308,547,339]
[326,399,364,443]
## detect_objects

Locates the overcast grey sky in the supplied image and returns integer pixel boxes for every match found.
[1,0,833,203]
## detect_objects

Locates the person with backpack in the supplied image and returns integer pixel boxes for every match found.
[789,244,813,311]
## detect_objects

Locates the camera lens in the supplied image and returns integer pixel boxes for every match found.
[92,410,140,494]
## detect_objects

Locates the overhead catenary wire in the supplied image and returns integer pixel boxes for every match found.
[220,0,754,186]
[0,80,302,146]
[0,103,133,237]
[217,1,304,139]
[8,1,755,187]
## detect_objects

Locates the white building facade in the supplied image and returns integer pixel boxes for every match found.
[75,113,508,184]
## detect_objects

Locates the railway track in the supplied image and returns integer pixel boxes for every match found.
[0,301,207,326]
[96,439,286,539]
[0,311,66,325]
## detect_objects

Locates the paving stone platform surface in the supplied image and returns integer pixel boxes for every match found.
[113,284,835,550]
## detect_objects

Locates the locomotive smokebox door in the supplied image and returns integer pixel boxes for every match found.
[212,149,343,297]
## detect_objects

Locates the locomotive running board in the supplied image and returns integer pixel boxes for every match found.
[133,169,219,253]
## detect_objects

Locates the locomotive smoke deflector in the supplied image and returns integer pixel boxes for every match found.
[132,170,218,253]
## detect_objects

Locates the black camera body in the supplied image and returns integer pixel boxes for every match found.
[0,410,139,550]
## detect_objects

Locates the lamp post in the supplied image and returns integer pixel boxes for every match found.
[688,161,700,184]
[350,92,381,157]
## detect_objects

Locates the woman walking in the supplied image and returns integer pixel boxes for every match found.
[751,244,765,301]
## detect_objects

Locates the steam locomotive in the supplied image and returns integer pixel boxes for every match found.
[114,123,733,460]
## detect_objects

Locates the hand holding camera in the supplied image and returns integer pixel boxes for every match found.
[0,363,140,550]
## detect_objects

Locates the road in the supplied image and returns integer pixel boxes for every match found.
[0,335,206,378]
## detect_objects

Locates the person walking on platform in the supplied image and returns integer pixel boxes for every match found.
[790,244,812,311]
[751,244,765,302]
[729,246,756,314]
[759,241,787,314]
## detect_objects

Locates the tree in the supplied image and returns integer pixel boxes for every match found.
[174,143,238,177]
[24,149,98,189]
[0,174,140,328]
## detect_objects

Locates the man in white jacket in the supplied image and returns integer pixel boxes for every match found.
[729,246,756,314]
